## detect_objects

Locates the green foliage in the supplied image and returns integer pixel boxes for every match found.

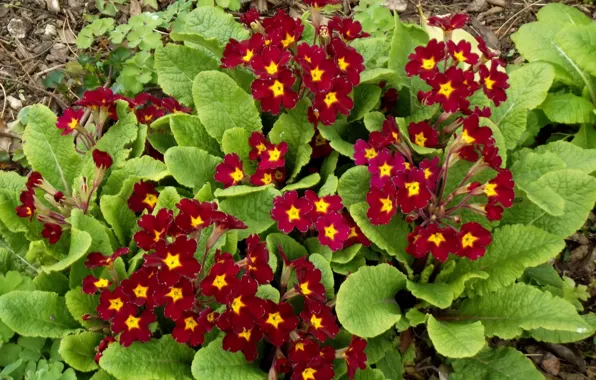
[427,316,485,358]
[191,338,266,380]
[451,347,544,380]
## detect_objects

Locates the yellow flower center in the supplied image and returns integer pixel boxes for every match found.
[212,274,228,290]
[230,167,244,183]
[338,57,349,71]
[269,80,284,97]
[109,298,123,311]
[310,314,323,329]
[67,118,79,130]
[364,148,377,159]
[166,287,184,302]
[421,57,436,70]
[414,132,427,147]
[438,81,454,98]
[266,312,284,328]
[287,206,300,221]
[125,315,141,330]
[484,76,496,90]
[191,215,204,227]
[348,226,358,238]
[268,148,281,162]
[405,181,420,197]
[314,199,329,214]
[300,282,311,295]
[379,163,392,177]
[295,342,305,351]
[185,316,198,331]
[484,183,498,197]
[133,284,149,298]
[424,168,433,180]
[152,229,163,242]
[310,67,324,82]
[242,49,254,62]
[163,253,182,270]
[461,232,478,248]
[231,296,245,314]
[94,278,109,288]
[265,61,278,75]
[281,33,295,48]
[324,225,338,240]
[238,328,252,341]
[261,173,273,185]
[380,197,393,213]
[143,193,158,208]
[428,232,446,246]
[453,51,466,62]
[324,92,338,108]
[462,129,475,144]
[302,368,317,380]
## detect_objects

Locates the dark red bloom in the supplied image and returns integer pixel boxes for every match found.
[175,199,221,234]
[447,40,479,65]
[154,278,195,320]
[484,202,504,221]
[251,46,292,79]
[56,108,84,136]
[295,261,327,302]
[245,234,274,284]
[161,97,192,114]
[262,10,304,49]
[301,300,339,341]
[248,132,268,161]
[15,190,35,219]
[415,224,460,262]
[291,359,335,380]
[344,336,367,379]
[353,139,378,165]
[111,307,155,347]
[136,105,165,125]
[476,35,498,60]
[197,307,219,333]
[133,208,174,251]
[53,191,64,203]
[41,223,62,244]
[97,287,129,320]
[218,277,265,330]
[457,222,492,260]
[329,39,365,87]
[252,70,299,115]
[85,247,129,269]
[481,144,502,170]
[313,78,354,125]
[214,214,248,232]
[221,34,263,69]
[144,236,200,286]
[259,141,288,170]
[393,168,432,213]
[120,267,157,307]
[479,60,509,106]
[408,121,439,148]
[26,172,43,189]
[460,114,493,146]
[426,67,469,113]
[308,106,320,128]
[271,191,313,233]
[94,336,116,363]
[419,157,440,190]
[259,300,300,346]
[479,169,515,208]
[240,9,260,27]
[299,45,338,94]
[288,338,320,364]
[366,183,398,225]
[76,87,116,110]
[92,149,112,169]
[172,312,205,346]
[304,0,340,8]
[127,181,159,213]
[82,275,111,295]
[369,116,402,148]
[428,14,469,32]
[304,190,343,220]
[368,149,406,189]
[200,253,240,303]
[273,167,287,184]
[405,39,445,80]
[250,169,275,186]
[328,17,370,40]
[222,324,263,361]
[343,212,371,247]
[214,153,245,188]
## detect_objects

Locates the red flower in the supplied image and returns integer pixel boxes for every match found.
[251,46,292,79]
[328,17,370,40]
[15,190,35,220]
[133,209,173,251]
[197,307,219,333]
[299,46,339,94]
[419,157,440,190]
[245,234,274,284]
[154,278,195,320]
[304,190,344,219]
[76,87,116,110]
[144,236,201,286]
[221,34,263,69]
[415,224,459,262]
[426,67,469,113]
[368,150,406,189]
[161,97,192,114]
[222,324,263,361]
[479,169,515,208]
[200,254,240,303]
[273,167,287,184]
[291,360,335,380]
[240,9,260,27]
[366,183,397,225]
[329,39,365,86]
[479,60,509,106]
[85,247,129,269]
[308,106,321,128]
[120,267,157,307]
[248,132,268,160]
[476,35,498,60]
[259,300,299,346]
[304,0,340,8]
[310,128,333,159]
[111,307,155,347]
[393,168,432,213]
[218,277,265,330]
[26,172,43,189]
[381,87,399,112]
[92,149,112,169]
[259,142,288,170]
[300,300,339,341]
[252,70,299,115]
[369,116,402,148]
[460,114,493,146]
[408,121,438,148]
[353,139,378,165]
[127,181,159,213]
[288,338,320,364]
[214,214,248,232]
[94,336,116,363]
[481,144,502,170]
[172,312,205,346]
[343,212,371,247]
[295,263,327,303]
[457,222,492,260]
[136,105,165,125]
[175,199,221,234]
[344,336,367,380]
[54,191,65,203]
[97,287,129,320]
[82,275,111,294]
[41,223,62,244]
[405,39,445,80]
[271,191,313,233]
[484,202,504,221]
[56,108,84,136]
[250,169,275,186]
[262,10,304,49]
[313,78,354,125]
[428,14,469,32]
[215,153,245,188]
[447,40,479,65]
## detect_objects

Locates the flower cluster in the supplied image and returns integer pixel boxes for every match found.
[16,150,113,245]
[127,181,159,214]
[221,9,368,125]
[271,190,370,252]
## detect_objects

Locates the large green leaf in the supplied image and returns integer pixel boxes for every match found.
[219,186,280,239]
[101,335,195,380]
[22,105,82,192]
[536,3,591,26]
[164,146,222,191]
[191,338,266,380]
[169,114,222,157]
[59,332,103,372]
[490,62,555,149]
[533,140,596,173]
[349,84,382,122]
[318,119,354,158]
[451,347,545,380]
[102,156,169,196]
[269,100,315,181]
[387,14,428,87]
[65,288,100,329]
[0,291,79,338]
[41,228,92,273]
[557,23,596,79]
[406,280,455,309]
[155,44,219,106]
[336,264,406,337]
[454,283,590,339]
[529,313,596,343]
[338,166,371,208]
[0,172,27,234]
[539,93,595,124]
[100,177,138,245]
[192,71,262,143]
[427,316,485,358]
[70,209,114,254]
[222,128,256,174]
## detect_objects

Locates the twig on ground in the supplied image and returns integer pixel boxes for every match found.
[496,0,543,37]
[33,64,67,78]
[0,82,7,119]
[0,74,68,110]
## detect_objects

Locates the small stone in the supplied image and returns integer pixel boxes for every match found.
[384,0,407,12]
[7,19,31,40]
[467,0,488,12]
[42,24,57,40]
[541,352,560,376]
[6,96,23,111]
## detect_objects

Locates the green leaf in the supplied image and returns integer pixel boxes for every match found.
[353,367,387,380]
[191,338,266,380]
[539,93,595,124]
[388,14,428,87]
[536,3,591,25]
[364,111,385,132]
[427,316,485,358]
[169,114,222,157]
[397,117,440,156]
[331,244,361,264]
[359,68,396,85]
[222,127,256,174]
[41,228,92,272]
[309,253,334,300]
[0,271,35,296]
[269,100,315,181]
[155,187,181,212]
[376,349,404,380]
[557,23,596,79]
[102,156,168,196]
[70,209,114,254]
[534,140,596,173]
[572,124,596,149]
[336,264,406,338]
[529,313,596,343]
[101,335,194,380]
[155,44,219,106]
[501,170,596,237]
[406,281,454,309]
[349,202,412,266]
[349,84,381,122]
[100,177,138,245]
[281,173,320,192]
[266,233,307,263]
[219,186,280,240]
[447,225,564,296]
[0,291,79,338]
[256,284,280,303]
[65,288,100,329]
[331,254,366,275]
[338,166,371,208]
[319,175,338,197]
[490,62,555,149]
[454,283,591,339]
[215,185,273,198]
[33,272,69,295]
[165,146,222,191]
[22,105,82,192]
[451,347,545,380]
[59,332,103,372]
[192,71,262,143]
[318,119,354,158]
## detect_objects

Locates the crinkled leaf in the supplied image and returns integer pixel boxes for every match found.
[318,174,338,197]
[281,173,320,192]
[451,347,545,380]
[100,177,138,245]
[427,316,485,358]
[406,281,454,309]
[65,288,101,329]
[41,229,92,273]
[102,156,169,196]
[191,338,265,380]
[539,93,595,124]
[556,23,596,79]
[534,140,596,173]
[529,313,596,343]
[59,332,102,372]
[154,186,181,212]
[165,146,222,191]
[349,84,382,122]
[70,209,114,254]
[170,114,222,157]
[338,166,371,208]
